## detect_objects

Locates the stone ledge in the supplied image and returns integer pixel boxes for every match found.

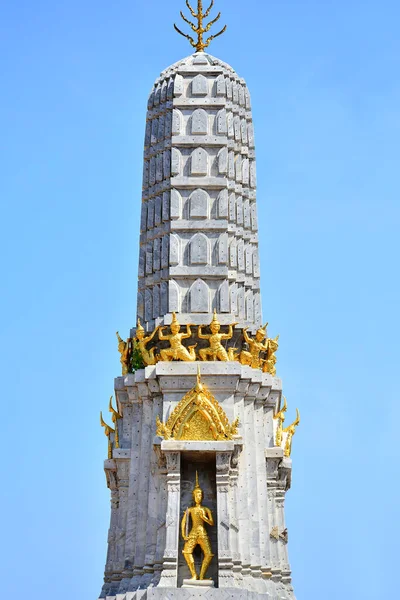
[161,440,235,452]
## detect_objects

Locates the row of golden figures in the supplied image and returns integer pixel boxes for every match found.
[116,311,279,375]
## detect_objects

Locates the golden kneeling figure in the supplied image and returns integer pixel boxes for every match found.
[181,473,214,581]
[158,312,197,362]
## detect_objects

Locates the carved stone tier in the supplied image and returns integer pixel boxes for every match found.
[98,362,295,600]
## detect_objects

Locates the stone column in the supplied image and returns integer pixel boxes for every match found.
[158,451,181,587]
[216,450,235,587]
[104,459,118,588]
[229,444,242,582]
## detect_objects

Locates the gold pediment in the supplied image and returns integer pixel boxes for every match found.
[156,368,239,441]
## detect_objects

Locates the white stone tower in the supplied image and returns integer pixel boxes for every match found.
[98,3,299,599]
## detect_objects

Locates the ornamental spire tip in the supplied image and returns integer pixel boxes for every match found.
[174,0,227,53]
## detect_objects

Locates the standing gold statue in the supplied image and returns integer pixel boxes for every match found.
[239,323,269,368]
[283,408,300,457]
[198,310,238,361]
[135,319,159,365]
[158,312,197,361]
[116,332,132,375]
[273,395,287,447]
[262,335,279,376]
[181,472,214,581]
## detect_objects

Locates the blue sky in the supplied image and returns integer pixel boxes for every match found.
[1,0,399,598]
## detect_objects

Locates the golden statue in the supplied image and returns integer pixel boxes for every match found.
[181,472,214,581]
[100,411,115,459]
[109,396,122,449]
[174,1,227,53]
[239,323,269,369]
[262,334,280,376]
[283,408,300,457]
[273,395,287,447]
[158,312,197,361]
[135,319,159,365]
[198,310,238,361]
[116,332,132,375]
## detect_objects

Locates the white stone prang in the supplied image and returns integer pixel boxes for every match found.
[137,53,262,331]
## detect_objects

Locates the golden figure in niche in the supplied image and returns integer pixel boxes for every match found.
[158,312,197,361]
[198,310,238,361]
[239,322,269,369]
[181,472,214,581]
[135,319,159,365]
[116,332,132,375]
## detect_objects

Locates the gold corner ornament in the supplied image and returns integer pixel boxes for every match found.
[174,0,227,53]
[109,396,122,449]
[116,331,132,375]
[273,395,287,447]
[100,411,115,459]
[181,471,214,580]
[283,408,300,457]
[156,366,239,441]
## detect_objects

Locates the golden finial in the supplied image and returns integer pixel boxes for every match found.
[194,470,201,491]
[174,1,227,53]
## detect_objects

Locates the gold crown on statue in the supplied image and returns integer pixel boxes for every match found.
[136,318,144,333]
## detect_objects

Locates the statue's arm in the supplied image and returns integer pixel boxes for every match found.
[183,325,192,339]
[202,507,214,526]
[243,328,252,344]
[146,326,159,343]
[181,509,189,540]
[158,326,168,341]
[198,325,208,340]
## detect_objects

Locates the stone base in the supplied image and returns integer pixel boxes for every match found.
[182,579,215,589]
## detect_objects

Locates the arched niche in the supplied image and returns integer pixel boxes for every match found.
[169,234,180,266]
[172,109,182,136]
[137,291,144,321]
[189,232,209,265]
[192,74,208,96]
[168,280,180,312]
[218,279,230,313]
[189,189,209,219]
[191,148,208,176]
[189,279,210,313]
[153,285,160,319]
[191,108,208,135]
[145,288,153,321]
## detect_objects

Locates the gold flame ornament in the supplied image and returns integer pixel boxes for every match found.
[100,411,115,459]
[283,408,300,457]
[273,395,287,447]
[174,1,227,53]
[109,396,122,449]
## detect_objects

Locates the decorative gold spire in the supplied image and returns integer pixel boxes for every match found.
[174,1,227,53]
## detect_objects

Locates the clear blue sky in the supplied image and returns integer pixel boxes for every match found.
[1,1,399,598]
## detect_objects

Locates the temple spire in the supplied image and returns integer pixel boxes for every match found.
[174,0,227,52]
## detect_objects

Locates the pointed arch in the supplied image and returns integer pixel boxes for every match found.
[191,108,208,135]
[189,279,210,313]
[190,232,209,265]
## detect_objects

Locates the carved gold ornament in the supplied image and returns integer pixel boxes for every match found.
[116,331,132,375]
[239,322,269,369]
[156,367,239,441]
[283,408,300,457]
[273,395,287,447]
[174,1,227,53]
[100,411,115,459]
[109,396,122,449]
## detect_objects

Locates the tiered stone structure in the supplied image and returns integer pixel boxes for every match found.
[98,51,297,600]
[138,52,261,330]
